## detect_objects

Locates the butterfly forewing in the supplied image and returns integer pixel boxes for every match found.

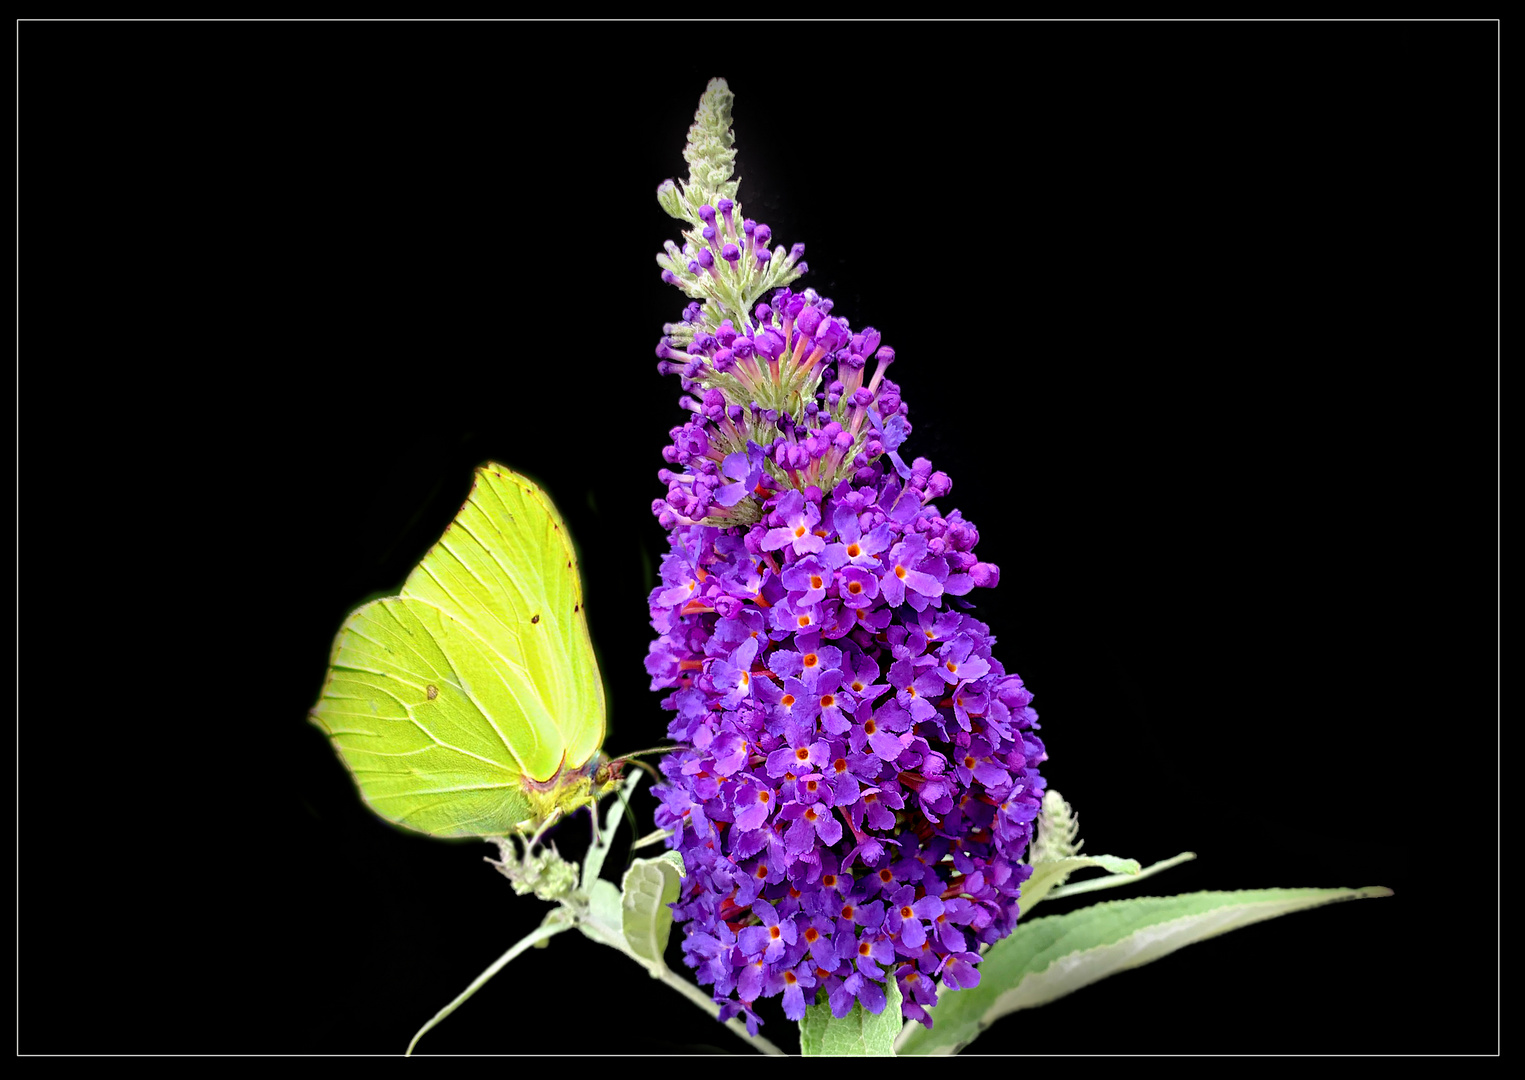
[399,467,604,781]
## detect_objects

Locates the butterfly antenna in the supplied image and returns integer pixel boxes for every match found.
[608,744,686,767]
[624,757,664,783]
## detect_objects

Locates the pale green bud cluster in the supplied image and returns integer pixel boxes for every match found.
[487,835,580,903]
[664,77,739,223]
[655,78,807,338]
[1030,789,1084,864]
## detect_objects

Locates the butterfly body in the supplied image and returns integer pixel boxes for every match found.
[310,465,613,837]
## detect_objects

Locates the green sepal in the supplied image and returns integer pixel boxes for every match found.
[894,886,1393,1056]
[801,978,904,1056]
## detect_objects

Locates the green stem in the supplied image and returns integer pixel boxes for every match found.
[651,961,786,1056]
[579,913,785,1056]
[406,922,572,1056]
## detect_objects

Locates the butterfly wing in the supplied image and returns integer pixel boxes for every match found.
[310,465,606,837]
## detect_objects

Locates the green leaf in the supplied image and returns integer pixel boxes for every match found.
[405,921,573,1056]
[1045,851,1197,902]
[801,979,903,1056]
[630,827,671,851]
[579,878,625,951]
[895,886,1393,1056]
[1019,853,1142,913]
[620,851,685,972]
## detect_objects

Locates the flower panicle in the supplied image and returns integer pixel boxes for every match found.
[646,80,1047,1034]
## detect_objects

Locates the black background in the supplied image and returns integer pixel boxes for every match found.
[21,19,1496,1056]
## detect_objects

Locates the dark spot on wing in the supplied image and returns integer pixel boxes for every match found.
[426,684,439,701]
[531,614,540,624]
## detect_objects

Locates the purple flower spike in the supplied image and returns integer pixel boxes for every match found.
[649,85,1046,1032]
